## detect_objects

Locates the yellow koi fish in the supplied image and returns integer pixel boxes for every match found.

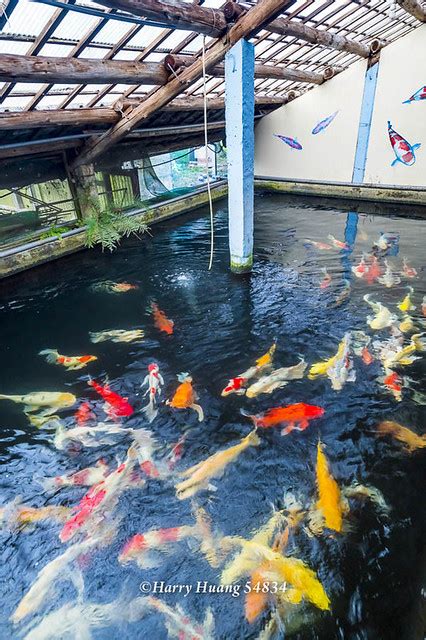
[175,430,260,500]
[308,333,354,390]
[398,315,415,334]
[89,329,144,344]
[397,287,416,313]
[0,391,76,415]
[310,442,346,534]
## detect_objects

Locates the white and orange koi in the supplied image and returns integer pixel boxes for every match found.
[38,459,109,492]
[319,267,331,289]
[303,239,332,250]
[380,368,404,401]
[91,280,138,294]
[39,349,97,370]
[119,506,219,569]
[351,254,368,278]
[221,343,276,397]
[140,362,164,422]
[328,234,349,250]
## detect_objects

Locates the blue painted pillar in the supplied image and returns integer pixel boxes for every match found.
[225,39,255,273]
[352,62,380,183]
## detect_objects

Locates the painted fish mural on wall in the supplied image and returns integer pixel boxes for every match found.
[312,111,339,135]
[387,121,421,167]
[403,86,426,104]
[274,134,302,150]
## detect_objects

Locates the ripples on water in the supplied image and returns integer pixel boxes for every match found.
[0,193,425,639]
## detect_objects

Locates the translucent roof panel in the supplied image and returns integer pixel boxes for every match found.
[0,0,422,119]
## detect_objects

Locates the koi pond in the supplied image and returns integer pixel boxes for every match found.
[0,193,425,640]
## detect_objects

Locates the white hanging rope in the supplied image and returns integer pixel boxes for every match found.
[202,36,215,271]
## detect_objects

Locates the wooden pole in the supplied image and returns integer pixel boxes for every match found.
[94,0,229,36]
[0,53,170,85]
[70,0,297,169]
[0,96,287,132]
[68,164,101,221]
[395,0,426,20]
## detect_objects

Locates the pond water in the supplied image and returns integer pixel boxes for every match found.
[0,193,425,640]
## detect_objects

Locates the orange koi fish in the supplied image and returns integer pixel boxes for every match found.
[402,258,417,278]
[110,282,138,292]
[221,343,276,397]
[365,256,382,285]
[311,441,345,534]
[75,401,96,426]
[376,420,426,453]
[39,349,97,371]
[319,267,331,289]
[361,347,374,365]
[151,302,174,335]
[244,403,324,435]
[166,373,204,421]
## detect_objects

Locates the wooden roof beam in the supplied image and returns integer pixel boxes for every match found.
[0,53,170,85]
[0,96,287,131]
[265,17,382,57]
[396,0,426,21]
[70,0,298,168]
[166,53,335,84]
[94,0,229,36]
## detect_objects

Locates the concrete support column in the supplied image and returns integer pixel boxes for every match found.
[352,62,380,184]
[225,39,255,273]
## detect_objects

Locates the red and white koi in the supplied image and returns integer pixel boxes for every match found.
[119,506,215,569]
[39,349,97,370]
[60,445,140,542]
[351,254,368,278]
[38,459,109,492]
[140,362,164,423]
[221,343,276,397]
[402,258,418,279]
[327,234,349,250]
[388,121,421,166]
[381,368,404,402]
[167,434,186,471]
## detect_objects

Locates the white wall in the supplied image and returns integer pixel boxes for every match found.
[254,25,426,188]
[364,24,426,186]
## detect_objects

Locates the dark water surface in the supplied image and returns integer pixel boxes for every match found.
[0,193,425,639]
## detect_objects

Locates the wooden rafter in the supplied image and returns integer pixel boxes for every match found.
[396,0,426,21]
[70,0,295,169]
